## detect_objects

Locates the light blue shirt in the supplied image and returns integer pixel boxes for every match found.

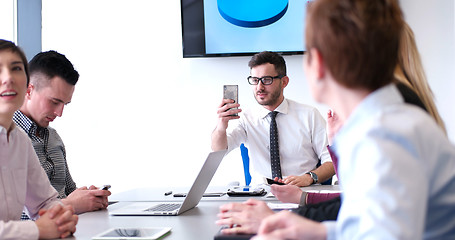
[324,84,455,240]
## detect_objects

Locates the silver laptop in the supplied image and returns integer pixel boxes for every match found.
[110,150,227,216]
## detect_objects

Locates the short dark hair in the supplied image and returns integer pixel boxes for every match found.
[306,0,403,91]
[29,50,79,89]
[0,39,29,85]
[248,51,287,76]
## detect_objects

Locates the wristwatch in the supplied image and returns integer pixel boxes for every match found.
[305,171,318,184]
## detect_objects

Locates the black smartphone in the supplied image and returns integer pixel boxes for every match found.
[264,177,286,186]
[223,85,238,116]
[100,185,111,190]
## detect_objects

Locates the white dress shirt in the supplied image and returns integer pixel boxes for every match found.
[227,98,331,182]
[323,84,455,240]
[0,124,60,240]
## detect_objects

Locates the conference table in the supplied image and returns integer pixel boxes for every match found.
[71,185,340,239]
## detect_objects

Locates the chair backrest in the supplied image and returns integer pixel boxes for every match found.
[240,143,252,186]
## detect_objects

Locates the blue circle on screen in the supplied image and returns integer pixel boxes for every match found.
[217,0,289,28]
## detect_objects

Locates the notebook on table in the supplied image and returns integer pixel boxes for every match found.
[110,150,227,216]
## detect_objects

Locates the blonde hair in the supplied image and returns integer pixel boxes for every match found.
[395,22,447,134]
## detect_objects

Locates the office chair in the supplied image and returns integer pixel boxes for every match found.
[240,143,252,186]
[240,143,332,185]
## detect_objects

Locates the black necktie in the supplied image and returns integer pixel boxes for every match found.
[269,111,282,179]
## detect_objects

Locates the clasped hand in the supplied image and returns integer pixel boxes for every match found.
[36,203,78,239]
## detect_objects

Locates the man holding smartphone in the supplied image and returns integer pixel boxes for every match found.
[211,51,334,187]
[13,51,111,216]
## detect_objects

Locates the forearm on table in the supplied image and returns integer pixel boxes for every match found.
[303,192,341,205]
[312,162,335,183]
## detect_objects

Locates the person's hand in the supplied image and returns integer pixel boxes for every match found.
[89,185,111,209]
[270,184,303,204]
[62,186,111,214]
[327,109,343,145]
[252,210,326,240]
[282,174,313,187]
[216,199,274,234]
[216,99,242,130]
[36,203,78,239]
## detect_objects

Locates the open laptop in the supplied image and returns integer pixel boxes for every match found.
[110,150,227,216]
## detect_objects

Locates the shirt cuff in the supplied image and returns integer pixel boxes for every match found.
[322,221,337,240]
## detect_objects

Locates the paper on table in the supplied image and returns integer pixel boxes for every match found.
[267,202,299,210]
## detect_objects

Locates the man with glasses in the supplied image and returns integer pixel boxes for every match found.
[211,51,334,187]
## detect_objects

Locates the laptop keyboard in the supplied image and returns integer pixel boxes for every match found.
[145,203,181,212]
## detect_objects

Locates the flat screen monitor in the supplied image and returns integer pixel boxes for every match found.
[181,0,311,58]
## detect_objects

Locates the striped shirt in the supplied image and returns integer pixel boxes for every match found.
[13,111,77,220]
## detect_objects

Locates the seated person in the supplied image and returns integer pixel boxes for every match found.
[13,50,111,217]
[0,39,78,239]
[254,0,455,239]
[217,18,450,235]
[211,51,334,187]
[271,19,448,216]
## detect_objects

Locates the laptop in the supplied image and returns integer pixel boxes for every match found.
[110,150,227,216]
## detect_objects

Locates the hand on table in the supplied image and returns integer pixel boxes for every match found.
[274,174,313,187]
[36,203,78,239]
[62,185,111,214]
[216,198,274,234]
[252,210,326,240]
[270,184,303,204]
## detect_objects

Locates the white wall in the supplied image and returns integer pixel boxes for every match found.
[400,0,455,140]
[38,0,454,194]
[0,0,15,41]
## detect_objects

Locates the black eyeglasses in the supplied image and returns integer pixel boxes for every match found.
[247,75,283,85]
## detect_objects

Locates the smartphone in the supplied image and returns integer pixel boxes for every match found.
[92,227,171,240]
[263,177,286,186]
[100,185,111,190]
[223,85,238,116]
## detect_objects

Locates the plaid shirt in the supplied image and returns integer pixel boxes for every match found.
[13,111,77,220]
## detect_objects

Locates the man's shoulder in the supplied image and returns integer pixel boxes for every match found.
[47,126,64,142]
[11,124,29,141]
[285,99,321,115]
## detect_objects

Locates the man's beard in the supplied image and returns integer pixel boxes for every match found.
[255,87,281,107]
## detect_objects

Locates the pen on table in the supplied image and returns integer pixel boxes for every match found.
[164,191,173,196]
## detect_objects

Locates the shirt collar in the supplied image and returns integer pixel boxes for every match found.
[259,98,289,119]
[0,124,14,135]
[13,110,48,139]
[333,83,403,152]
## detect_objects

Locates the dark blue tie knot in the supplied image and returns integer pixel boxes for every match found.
[269,111,279,119]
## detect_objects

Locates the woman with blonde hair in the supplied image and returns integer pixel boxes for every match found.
[395,22,447,134]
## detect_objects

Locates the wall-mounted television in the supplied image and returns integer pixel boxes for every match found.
[181,0,310,58]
